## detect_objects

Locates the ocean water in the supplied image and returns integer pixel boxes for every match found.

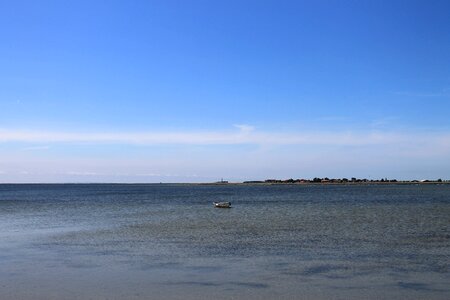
[0,184,449,299]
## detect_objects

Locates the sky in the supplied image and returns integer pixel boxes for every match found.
[0,0,449,183]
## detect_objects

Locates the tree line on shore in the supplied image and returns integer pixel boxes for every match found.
[242,177,446,184]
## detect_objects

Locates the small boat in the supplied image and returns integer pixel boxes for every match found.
[213,201,231,208]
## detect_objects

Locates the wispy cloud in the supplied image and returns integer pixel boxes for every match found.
[66,171,99,176]
[233,124,255,133]
[21,145,51,151]
[62,171,199,178]
[0,127,449,148]
[1,126,449,182]
[370,117,400,128]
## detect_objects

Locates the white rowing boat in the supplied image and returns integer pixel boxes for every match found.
[213,201,231,208]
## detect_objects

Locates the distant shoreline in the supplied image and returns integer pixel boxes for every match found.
[0,181,449,185]
[205,181,450,185]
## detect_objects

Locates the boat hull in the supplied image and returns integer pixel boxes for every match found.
[213,202,231,208]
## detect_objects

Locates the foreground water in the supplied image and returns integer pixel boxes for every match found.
[1,184,449,299]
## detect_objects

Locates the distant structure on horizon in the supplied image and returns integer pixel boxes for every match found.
[215,178,229,184]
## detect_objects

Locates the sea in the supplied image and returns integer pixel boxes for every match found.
[1,183,449,299]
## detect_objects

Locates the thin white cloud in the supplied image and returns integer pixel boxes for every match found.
[233,124,255,133]
[1,128,449,182]
[21,145,51,151]
[369,117,400,128]
[66,171,99,176]
[0,127,449,149]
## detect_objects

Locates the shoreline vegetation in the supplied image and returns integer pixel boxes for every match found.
[210,178,449,185]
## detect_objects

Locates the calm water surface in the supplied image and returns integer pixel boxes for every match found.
[1,184,449,299]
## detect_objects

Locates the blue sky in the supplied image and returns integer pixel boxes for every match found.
[0,0,449,182]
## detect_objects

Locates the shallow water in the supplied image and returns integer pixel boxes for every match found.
[1,184,449,299]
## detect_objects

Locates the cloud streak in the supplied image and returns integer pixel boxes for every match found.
[1,126,449,182]
[0,127,449,148]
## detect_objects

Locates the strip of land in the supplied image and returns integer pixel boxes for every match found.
[208,178,449,185]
